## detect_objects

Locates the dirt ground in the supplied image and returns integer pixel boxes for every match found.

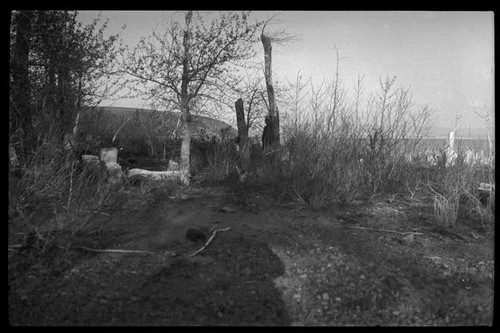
[9,172,494,326]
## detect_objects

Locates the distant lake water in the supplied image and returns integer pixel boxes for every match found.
[417,138,495,151]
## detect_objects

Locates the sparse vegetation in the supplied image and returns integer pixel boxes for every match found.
[9,10,494,326]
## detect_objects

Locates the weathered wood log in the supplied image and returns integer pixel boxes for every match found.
[127,168,182,181]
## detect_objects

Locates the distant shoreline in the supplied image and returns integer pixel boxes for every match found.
[93,105,494,143]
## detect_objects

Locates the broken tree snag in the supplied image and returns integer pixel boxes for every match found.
[260,33,281,157]
[235,98,251,171]
[261,34,276,118]
[262,115,273,152]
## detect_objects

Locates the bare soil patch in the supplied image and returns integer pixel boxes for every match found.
[9,179,494,326]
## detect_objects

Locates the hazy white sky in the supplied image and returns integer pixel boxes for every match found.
[77,11,494,129]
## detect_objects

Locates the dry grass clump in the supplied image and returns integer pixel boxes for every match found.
[9,141,115,243]
[433,193,459,228]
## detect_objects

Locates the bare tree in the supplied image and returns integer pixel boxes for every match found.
[121,11,262,183]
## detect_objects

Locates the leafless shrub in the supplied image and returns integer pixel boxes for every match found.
[8,140,117,242]
[265,50,434,208]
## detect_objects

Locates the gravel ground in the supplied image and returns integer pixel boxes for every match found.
[9,183,494,326]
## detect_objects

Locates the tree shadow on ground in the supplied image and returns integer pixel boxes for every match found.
[117,232,291,325]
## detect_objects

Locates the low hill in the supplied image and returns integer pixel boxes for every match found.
[98,106,238,140]
[92,106,493,144]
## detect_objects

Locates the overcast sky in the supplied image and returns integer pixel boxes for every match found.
[77,11,494,129]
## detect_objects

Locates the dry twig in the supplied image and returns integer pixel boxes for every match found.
[347,226,423,236]
[77,246,155,254]
[189,227,232,257]
[78,209,111,217]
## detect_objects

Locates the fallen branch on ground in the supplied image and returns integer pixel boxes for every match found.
[264,149,281,156]
[189,227,232,258]
[76,246,155,254]
[347,226,424,236]
[79,210,111,217]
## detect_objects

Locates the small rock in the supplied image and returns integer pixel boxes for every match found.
[300,274,308,279]
[335,297,342,302]
[392,310,400,316]
[360,274,366,280]
[220,206,237,213]
[322,292,329,301]
[445,315,450,323]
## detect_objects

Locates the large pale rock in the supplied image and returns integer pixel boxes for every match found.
[106,162,123,187]
[100,147,118,164]
[80,154,104,174]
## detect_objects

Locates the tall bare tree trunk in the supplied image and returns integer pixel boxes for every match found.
[11,10,34,158]
[179,11,193,184]
[260,33,280,154]
[235,98,250,171]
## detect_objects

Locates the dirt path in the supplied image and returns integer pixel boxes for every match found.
[9,183,494,326]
